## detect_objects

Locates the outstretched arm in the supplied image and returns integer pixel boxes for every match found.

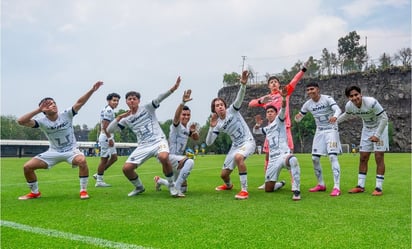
[173,89,192,126]
[286,60,308,94]
[72,81,103,113]
[233,71,249,109]
[153,76,181,107]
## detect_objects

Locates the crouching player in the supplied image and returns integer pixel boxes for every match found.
[252,87,302,200]
[154,89,199,197]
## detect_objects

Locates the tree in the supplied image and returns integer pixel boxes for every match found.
[291,111,316,153]
[394,47,411,67]
[338,31,367,73]
[379,53,392,69]
[1,115,45,140]
[320,48,332,75]
[223,72,240,86]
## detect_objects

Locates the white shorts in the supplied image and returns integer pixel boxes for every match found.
[35,148,84,168]
[126,138,169,166]
[312,129,342,156]
[99,134,117,157]
[265,152,291,182]
[359,126,389,152]
[222,140,256,171]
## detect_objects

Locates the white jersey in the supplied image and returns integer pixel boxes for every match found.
[208,105,255,147]
[99,105,115,137]
[254,107,289,157]
[118,102,166,144]
[300,94,341,130]
[169,123,190,155]
[343,96,385,129]
[34,108,77,152]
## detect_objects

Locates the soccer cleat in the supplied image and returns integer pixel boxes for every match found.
[127,186,146,197]
[330,188,341,196]
[93,173,98,180]
[372,188,383,196]
[215,184,234,191]
[95,181,111,187]
[175,191,186,198]
[18,192,41,200]
[292,190,301,201]
[154,176,161,191]
[235,190,249,200]
[309,184,326,192]
[168,182,178,196]
[257,183,265,190]
[348,185,365,194]
[80,191,90,199]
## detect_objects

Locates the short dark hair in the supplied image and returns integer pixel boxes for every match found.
[344,85,361,97]
[306,82,319,88]
[210,97,227,113]
[182,106,191,111]
[267,76,280,84]
[38,97,55,106]
[125,91,141,99]
[265,105,277,112]
[106,93,121,101]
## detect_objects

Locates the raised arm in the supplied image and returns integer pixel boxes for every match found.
[233,71,249,109]
[173,89,192,126]
[153,76,181,107]
[72,81,103,113]
[278,87,288,119]
[286,60,308,93]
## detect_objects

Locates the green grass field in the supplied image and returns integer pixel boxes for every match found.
[1,153,411,249]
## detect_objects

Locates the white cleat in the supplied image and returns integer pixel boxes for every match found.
[168,182,178,196]
[127,186,145,197]
[95,181,111,187]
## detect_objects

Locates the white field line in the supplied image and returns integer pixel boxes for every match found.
[1,220,155,249]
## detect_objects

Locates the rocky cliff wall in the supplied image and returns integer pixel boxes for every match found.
[218,67,411,152]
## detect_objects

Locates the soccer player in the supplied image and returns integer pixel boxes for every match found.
[252,87,302,200]
[337,85,389,196]
[206,70,256,200]
[17,81,103,200]
[107,77,181,197]
[94,93,121,187]
[249,61,307,189]
[295,82,343,197]
[154,89,200,197]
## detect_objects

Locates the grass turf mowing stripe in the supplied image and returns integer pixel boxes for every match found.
[1,220,154,249]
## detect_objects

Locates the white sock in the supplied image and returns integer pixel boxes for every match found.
[376,175,384,190]
[158,178,169,187]
[329,154,341,189]
[28,181,39,194]
[130,177,143,188]
[312,156,325,186]
[274,182,284,191]
[358,173,366,188]
[79,176,88,191]
[289,156,301,191]
[175,159,194,191]
[97,174,104,182]
[239,173,248,192]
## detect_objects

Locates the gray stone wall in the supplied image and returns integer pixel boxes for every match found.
[218,67,411,152]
